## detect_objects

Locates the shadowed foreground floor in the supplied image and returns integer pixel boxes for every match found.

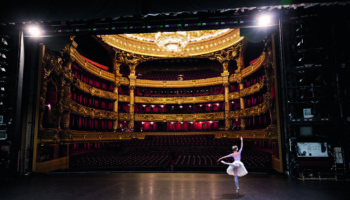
[0,172,349,200]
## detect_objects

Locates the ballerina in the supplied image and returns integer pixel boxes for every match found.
[218,136,248,193]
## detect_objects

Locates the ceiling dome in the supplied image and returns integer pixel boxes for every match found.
[99,29,243,58]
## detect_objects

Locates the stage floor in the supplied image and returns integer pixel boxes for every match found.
[1,172,349,200]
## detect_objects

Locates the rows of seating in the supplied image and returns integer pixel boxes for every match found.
[173,150,272,171]
[69,149,271,172]
[69,135,273,172]
[70,151,172,171]
[122,135,235,146]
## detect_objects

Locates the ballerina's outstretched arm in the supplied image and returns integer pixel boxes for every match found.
[218,154,233,161]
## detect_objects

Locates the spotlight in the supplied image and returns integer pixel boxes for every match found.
[257,14,273,27]
[1,38,8,46]
[27,25,43,37]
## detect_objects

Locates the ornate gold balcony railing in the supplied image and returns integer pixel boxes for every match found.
[70,48,115,82]
[227,98,269,119]
[119,95,130,102]
[135,76,225,88]
[239,78,265,97]
[72,75,263,104]
[241,52,266,78]
[118,113,130,121]
[135,112,225,122]
[72,77,118,100]
[229,52,266,83]
[71,47,266,90]
[134,94,225,104]
[63,98,118,120]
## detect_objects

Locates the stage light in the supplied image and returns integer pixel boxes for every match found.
[257,14,272,27]
[1,38,7,46]
[27,25,43,37]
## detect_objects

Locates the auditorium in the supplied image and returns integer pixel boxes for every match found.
[0,1,350,199]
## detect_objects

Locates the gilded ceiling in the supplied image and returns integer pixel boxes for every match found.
[99,29,243,58]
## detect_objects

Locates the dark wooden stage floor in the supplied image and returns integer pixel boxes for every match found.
[1,172,349,200]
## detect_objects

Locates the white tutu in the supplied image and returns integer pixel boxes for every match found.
[226,161,248,177]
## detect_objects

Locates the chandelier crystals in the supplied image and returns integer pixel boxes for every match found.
[155,31,189,52]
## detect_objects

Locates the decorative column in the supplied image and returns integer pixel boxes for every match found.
[62,47,73,129]
[113,51,122,132]
[239,82,246,130]
[113,86,119,132]
[129,84,135,130]
[62,83,71,129]
[224,81,230,130]
[263,42,276,124]
[128,61,138,130]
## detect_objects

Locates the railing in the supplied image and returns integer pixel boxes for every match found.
[42,126,277,144]
[73,77,117,100]
[63,98,118,120]
[70,48,115,82]
[134,112,225,122]
[134,94,225,104]
[135,76,225,88]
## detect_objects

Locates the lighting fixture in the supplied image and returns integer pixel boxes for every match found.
[27,25,43,37]
[155,31,189,52]
[257,14,273,27]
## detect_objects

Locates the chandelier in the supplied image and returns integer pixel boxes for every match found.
[155,31,189,52]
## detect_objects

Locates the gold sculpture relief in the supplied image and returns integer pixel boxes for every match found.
[39,52,67,130]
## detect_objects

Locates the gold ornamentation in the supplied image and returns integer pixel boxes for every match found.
[135,112,225,122]
[118,113,130,121]
[72,77,118,100]
[241,52,266,78]
[99,29,242,57]
[136,76,225,88]
[63,98,118,120]
[38,128,60,144]
[239,79,265,97]
[134,94,224,104]
[70,47,115,82]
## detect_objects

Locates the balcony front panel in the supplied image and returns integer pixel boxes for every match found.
[73,78,117,100]
[135,112,225,122]
[71,48,115,82]
[135,77,225,88]
[63,98,118,120]
[134,94,225,104]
